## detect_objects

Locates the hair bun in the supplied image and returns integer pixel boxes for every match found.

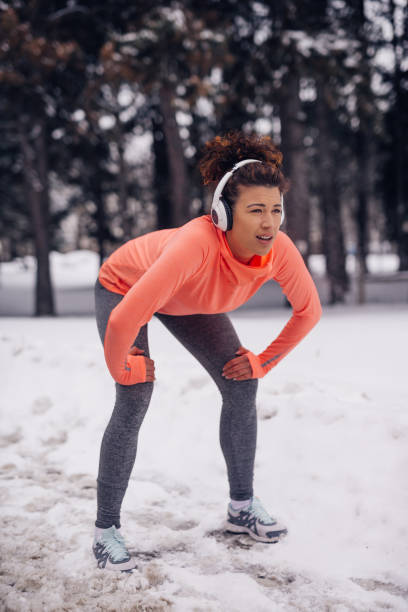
[199,130,283,185]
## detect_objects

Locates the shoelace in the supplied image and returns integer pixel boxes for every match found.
[250,496,275,523]
[101,529,129,562]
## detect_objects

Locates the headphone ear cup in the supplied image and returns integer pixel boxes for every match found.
[211,198,226,231]
[220,197,233,231]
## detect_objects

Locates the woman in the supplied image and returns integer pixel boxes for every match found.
[92,131,322,572]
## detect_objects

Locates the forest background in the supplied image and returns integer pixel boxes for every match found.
[1,0,407,315]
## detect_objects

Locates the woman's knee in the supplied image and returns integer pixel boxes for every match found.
[110,381,154,430]
[220,377,258,401]
[115,380,154,411]
[115,380,154,403]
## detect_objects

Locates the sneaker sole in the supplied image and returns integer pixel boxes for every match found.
[224,520,288,543]
[95,562,138,572]
[93,547,138,572]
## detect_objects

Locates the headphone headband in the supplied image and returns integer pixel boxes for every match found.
[211,159,262,208]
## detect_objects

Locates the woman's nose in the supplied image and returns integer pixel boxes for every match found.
[262,214,278,226]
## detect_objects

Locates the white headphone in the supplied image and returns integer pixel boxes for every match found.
[210,158,285,231]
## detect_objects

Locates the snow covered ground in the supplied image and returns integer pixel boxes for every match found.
[1,300,408,611]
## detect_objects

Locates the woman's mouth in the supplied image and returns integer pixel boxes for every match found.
[256,234,273,244]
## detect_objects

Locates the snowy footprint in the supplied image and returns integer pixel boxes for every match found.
[204,528,267,550]
[0,428,23,447]
[63,473,97,499]
[32,396,53,415]
[41,430,68,447]
[24,497,58,513]
[350,578,408,601]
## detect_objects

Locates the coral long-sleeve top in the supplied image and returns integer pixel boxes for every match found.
[98,214,322,385]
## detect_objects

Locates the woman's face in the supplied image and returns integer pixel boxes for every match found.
[225,185,283,264]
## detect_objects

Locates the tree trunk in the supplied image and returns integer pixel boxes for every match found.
[355,124,370,294]
[391,0,408,270]
[158,82,190,227]
[280,68,311,260]
[354,0,373,302]
[151,104,171,229]
[116,121,131,242]
[19,117,55,316]
[92,178,107,268]
[316,76,349,304]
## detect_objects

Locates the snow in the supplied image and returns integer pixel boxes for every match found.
[0,250,99,289]
[1,254,408,611]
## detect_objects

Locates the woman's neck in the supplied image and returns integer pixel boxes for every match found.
[225,232,253,264]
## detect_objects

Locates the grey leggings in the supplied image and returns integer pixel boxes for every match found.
[94,278,258,529]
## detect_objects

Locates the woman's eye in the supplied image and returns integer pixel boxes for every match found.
[251,209,281,214]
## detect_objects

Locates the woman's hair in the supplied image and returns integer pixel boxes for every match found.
[198,130,290,207]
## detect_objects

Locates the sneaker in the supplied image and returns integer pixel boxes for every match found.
[92,526,137,572]
[225,496,288,543]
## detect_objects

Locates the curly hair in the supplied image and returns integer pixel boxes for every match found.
[198,130,290,207]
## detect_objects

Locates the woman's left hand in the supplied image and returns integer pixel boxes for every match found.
[222,346,252,381]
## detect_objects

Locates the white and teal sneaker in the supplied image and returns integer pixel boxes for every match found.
[92,526,137,572]
[225,496,288,543]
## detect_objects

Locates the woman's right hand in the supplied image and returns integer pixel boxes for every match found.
[128,346,156,382]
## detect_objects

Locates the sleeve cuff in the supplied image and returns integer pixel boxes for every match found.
[246,351,266,379]
[109,354,147,385]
